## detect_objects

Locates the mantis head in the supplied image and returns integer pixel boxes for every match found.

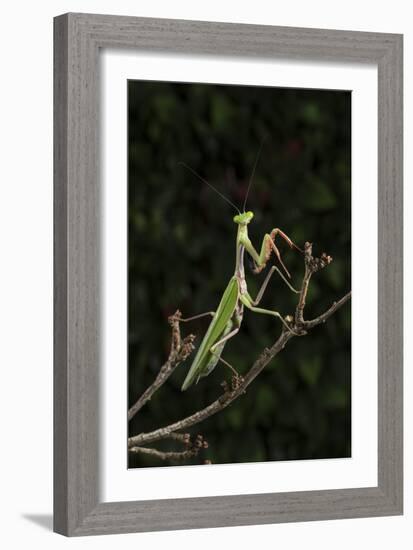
[233,211,254,225]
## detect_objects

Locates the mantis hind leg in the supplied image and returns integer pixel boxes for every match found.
[209,328,242,378]
[214,353,239,378]
[210,327,240,353]
[205,350,244,393]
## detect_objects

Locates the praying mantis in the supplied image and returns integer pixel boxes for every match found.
[179,156,302,392]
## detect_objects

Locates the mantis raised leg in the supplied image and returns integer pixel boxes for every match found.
[241,227,302,278]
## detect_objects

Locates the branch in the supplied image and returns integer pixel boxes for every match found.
[129,446,198,461]
[128,332,291,447]
[130,433,209,462]
[128,311,195,421]
[297,241,351,329]
[304,291,351,329]
[128,241,351,449]
[295,241,332,324]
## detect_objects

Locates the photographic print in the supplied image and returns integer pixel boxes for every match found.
[54,15,402,533]
[127,80,351,468]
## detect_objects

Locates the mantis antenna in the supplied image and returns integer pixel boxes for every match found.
[178,161,241,214]
[242,136,267,213]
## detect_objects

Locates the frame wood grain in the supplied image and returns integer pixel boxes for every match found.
[54,13,403,536]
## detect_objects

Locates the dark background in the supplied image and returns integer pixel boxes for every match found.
[128,80,351,468]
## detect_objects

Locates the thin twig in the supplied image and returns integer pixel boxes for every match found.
[167,432,191,443]
[129,446,198,461]
[127,311,195,421]
[128,242,351,449]
[295,241,333,324]
[303,291,351,329]
[130,432,208,461]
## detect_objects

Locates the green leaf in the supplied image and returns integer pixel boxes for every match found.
[210,94,234,131]
[254,385,277,420]
[298,356,322,386]
[226,406,243,430]
[153,94,176,123]
[301,102,321,124]
[323,386,347,409]
[325,259,345,290]
[306,179,337,211]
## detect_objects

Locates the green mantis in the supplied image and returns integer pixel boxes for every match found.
[179,161,302,392]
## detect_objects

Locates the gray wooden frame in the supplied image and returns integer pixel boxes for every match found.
[54,12,403,536]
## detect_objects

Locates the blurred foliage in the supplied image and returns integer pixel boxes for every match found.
[127,81,351,468]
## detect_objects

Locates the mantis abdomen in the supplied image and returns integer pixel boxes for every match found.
[199,320,234,381]
[181,277,241,391]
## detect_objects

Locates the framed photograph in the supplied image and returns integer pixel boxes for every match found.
[54,13,403,536]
